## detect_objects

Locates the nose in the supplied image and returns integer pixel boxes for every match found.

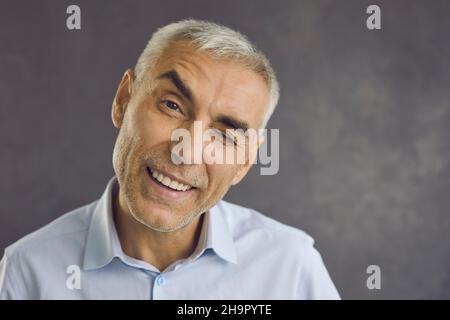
[169,120,209,165]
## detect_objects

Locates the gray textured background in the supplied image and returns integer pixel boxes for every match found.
[1,0,449,299]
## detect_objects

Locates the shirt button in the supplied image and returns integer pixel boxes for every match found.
[156,275,166,286]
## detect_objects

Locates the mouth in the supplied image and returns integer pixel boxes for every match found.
[146,166,194,196]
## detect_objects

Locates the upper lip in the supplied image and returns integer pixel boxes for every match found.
[147,166,195,188]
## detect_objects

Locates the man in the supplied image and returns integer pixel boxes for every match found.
[0,20,339,299]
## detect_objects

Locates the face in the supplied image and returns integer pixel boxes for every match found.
[111,42,269,232]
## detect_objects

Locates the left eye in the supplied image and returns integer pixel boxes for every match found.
[162,100,181,112]
[217,130,237,146]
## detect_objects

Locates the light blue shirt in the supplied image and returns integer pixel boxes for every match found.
[0,177,340,299]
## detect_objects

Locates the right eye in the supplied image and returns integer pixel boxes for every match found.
[161,100,181,113]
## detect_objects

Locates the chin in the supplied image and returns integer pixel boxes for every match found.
[130,196,197,232]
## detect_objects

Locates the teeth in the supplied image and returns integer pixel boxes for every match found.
[169,180,178,190]
[162,176,170,186]
[150,169,192,191]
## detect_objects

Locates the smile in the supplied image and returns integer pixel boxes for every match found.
[146,167,193,192]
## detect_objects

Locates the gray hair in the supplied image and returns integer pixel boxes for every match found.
[134,19,280,128]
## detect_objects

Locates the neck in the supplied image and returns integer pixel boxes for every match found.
[113,190,204,272]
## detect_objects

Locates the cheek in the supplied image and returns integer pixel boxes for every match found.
[112,130,129,177]
[133,105,178,148]
[112,127,143,187]
[206,164,240,194]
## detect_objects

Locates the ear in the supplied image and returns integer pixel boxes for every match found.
[112,69,134,129]
[231,132,265,186]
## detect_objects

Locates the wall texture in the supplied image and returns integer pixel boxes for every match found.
[1,0,449,299]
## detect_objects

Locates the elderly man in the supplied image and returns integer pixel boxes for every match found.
[0,20,339,299]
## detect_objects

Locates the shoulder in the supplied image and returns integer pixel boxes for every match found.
[3,200,97,265]
[216,200,319,269]
[216,200,340,299]
[217,199,315,249]
[1,201,98,299]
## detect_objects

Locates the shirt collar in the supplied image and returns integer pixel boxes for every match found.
[83,177,237,271]
[83,177,122,270]
[204,203,237,264]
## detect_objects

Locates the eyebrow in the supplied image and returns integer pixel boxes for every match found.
[157,70,193,102]
[215,114,249,132]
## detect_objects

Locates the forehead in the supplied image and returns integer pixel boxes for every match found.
[148,42,270,128]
